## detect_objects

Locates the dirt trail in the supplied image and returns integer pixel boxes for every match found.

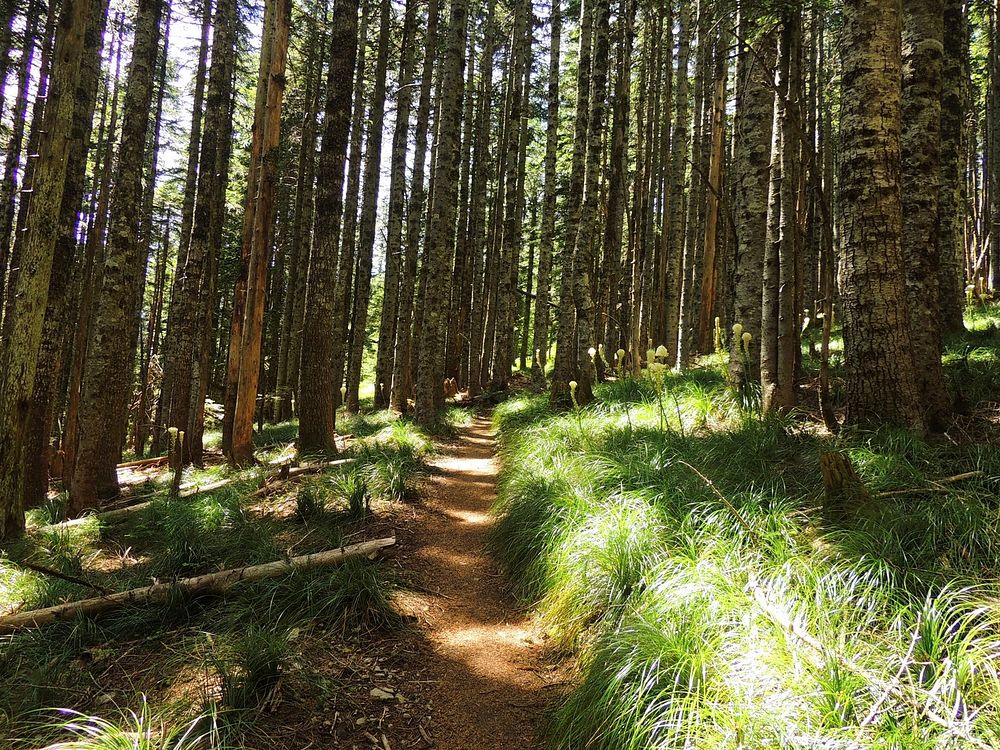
[398,415,554,750]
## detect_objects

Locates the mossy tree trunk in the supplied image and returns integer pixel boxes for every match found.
[70,0,164,515]
[415,0,469,426]
[0,0,94,537]
[838,0,923,430]
[298,0,358,454]
[901,0,952,431]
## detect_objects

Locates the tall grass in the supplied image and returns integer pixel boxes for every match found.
[492,356,1000,748]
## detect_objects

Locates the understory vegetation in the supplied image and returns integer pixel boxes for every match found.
[0,408,439,748]
[491,309,1000,749]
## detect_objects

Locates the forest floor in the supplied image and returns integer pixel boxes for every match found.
[0,410,561,750]
[389,415,558,750]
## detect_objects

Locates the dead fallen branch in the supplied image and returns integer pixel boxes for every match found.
[5,559,113,595]
[877,471,986,498]
[0,537,396,633]
[247,458,357,499]
[117,455,169,469]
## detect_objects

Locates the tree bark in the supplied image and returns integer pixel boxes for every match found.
[549,0,592,404]
[0,0,94,538]
[729,15,775,387]
[531,0,560,386]
[391,0,438,411]
[901,0,951,430]
[838,0,922,430]
[161,0,236,469]
[222,0,277,458]
[22,0,110,509]
[415,0,468,426]
[344,0,391,414]
[298,0,358,454]
[70,0,164,515]
[937,0,967,333]
[374,0,418,407]
[230,0,290,466]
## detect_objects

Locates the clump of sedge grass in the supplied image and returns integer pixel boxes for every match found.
[492,359,1000,748]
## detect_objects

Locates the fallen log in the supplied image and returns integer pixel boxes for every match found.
[117,455,169,469]
[45,459,358,530]
[0,537,396,633]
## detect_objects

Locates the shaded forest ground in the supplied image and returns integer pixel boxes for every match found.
[0,404,557,749]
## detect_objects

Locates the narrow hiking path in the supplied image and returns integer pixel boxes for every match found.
[395,415,558,750]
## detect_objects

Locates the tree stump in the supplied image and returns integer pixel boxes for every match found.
[820,451,871,518]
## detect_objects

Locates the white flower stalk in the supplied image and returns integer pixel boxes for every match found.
[732,323,743,339]
[569,380,579,409]
[588,346,597,361]
[742,331,753,358]
[655,344,669,360]
[646,349,656,368]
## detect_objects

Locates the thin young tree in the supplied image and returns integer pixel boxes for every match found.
[230,0,290,465]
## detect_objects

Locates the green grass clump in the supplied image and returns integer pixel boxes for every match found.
[211,625,289,711]
[37,702,222,750]
[225,559,399,634]
[294,480,328,522]
[352,420,431,503]
[492,332,1000,749]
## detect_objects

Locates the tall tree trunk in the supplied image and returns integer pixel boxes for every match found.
[839,0,922,430]
[161,0,235,468]
[298,0,358,454]
[0,0,94,538]
[531,0,560,386]
[937,0,967,333]
[598,0,632,366]
[222,0,276,458]
[62,21,123,483]
[696,22,731,353]
[129,8,171,452]
[902,0,951,430]
[230,0,290,465]
[491,0,529,391]
[344,0,391,414]
[70,0,164,515]
[1,0,56,340]
[22,0,110,509]
[569,0,610,406]
[414,0,468,426]
[463,0,494,398]
[0,0,41,321]
[728,15,775,387]
[549,0,592,404]
[391,0,437,411]
[374,0,418,408]
[156,0,210,442]
[991,0,1000,291]
[329,9,370,415]
[663,0,692,367]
